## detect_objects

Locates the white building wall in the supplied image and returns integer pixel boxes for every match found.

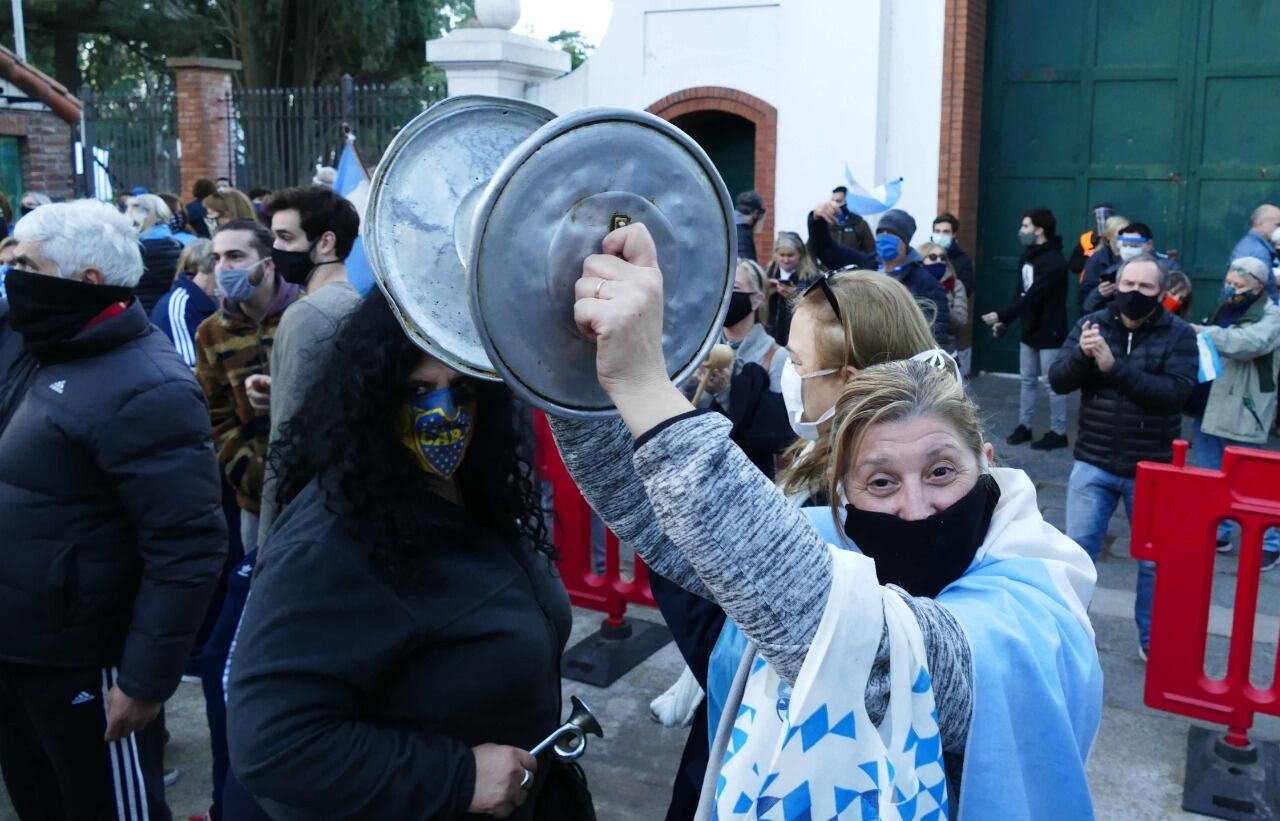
[528,0,946,241]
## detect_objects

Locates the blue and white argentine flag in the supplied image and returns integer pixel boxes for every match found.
[335,138,375,294]
[1197,332,1223,383]
[842,165,903,215]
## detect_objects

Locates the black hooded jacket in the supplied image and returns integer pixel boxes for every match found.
[996,236,1069,350]
[0,299,226,701]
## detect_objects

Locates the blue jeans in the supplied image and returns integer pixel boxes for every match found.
[1189,418,1280,555]
[1066,460,1155,648]
[1019,343,1068,434]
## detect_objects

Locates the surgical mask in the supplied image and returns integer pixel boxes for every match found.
[1018,229,1037,246]
[843,473,1000,598]
[1270,226,1280,245]
[1112,288,1159,322]
[780,358,838,441]
[215,258,268,303]
[724,291,755,326]
[930,233,953,249]
[1118,244,1145,262]
[204,216,219,235]
[875,234,901,264]
[1162,293,1183,313]
[398,386,474,478]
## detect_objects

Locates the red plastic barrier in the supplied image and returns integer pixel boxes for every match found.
[533,412,658,628]
[1130,440,1280,747]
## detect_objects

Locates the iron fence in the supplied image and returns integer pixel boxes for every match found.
[228,75,445,189]
[81,86,181,197]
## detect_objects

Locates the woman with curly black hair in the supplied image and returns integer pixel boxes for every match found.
[224,291,574,820]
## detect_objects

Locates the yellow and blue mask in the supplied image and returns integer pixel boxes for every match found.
[398,387,474,479]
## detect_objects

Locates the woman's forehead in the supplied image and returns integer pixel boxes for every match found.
[854,418,970,464]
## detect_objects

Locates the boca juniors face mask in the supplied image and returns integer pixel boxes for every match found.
[398,386,475,479]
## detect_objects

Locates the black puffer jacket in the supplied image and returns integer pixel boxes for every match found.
[1049,306,1198,477]
[996,237,1069,349]
[0,301,226,701]
[134,236,184,314]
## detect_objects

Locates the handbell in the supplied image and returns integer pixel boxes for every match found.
[529,696,604,762]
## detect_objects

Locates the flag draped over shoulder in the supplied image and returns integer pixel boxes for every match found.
[335,139,375,295]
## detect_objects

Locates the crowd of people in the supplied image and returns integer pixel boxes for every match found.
[0,167,1276,820]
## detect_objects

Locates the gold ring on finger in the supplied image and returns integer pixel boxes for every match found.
[594,279,605,300]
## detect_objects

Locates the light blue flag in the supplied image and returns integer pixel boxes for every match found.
[1197,332,1222,383]
[335,140,375,295]
[842,165,904,215]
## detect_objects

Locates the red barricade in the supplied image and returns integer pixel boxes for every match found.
[533,412,658,628]
[1130,440,1280,746]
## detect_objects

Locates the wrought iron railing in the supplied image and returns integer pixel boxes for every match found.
[81,86,181,196]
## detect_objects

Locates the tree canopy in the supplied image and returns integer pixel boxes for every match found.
[3,0,476,92]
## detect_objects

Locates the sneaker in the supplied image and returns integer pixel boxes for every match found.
[1138,644,1148,662]
[1030,431,1069,451]
[1215,537,1233,554]
[1262,552,1279,572]
[163,767,180,787]
[1006,425,1033,446]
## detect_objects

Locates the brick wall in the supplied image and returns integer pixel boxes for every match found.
[936,0,987,254]
[0,108,76,200]
[648,87,778,263]
[169,58,241,198]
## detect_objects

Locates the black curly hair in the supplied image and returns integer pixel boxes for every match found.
[271,289,553,586]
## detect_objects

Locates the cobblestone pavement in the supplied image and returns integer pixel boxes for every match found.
[3,372,1277,820]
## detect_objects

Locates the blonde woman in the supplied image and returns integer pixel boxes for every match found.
[126,193,184,312]
[919,240,972,373]
[765,231,818,345]
[775,268,939,506]
[549,223,1101,818]
[1078,213,1130,311]
[201,188,258,233]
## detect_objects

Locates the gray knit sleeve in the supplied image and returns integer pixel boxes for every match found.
[545,415,710,598]
[632,413,973,752]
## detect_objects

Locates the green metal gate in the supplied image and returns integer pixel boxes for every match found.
[975,0,1280,372]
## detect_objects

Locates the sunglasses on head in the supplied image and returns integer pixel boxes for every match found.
[802,267,854,321]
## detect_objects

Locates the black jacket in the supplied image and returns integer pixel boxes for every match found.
[997,237,1069,349]
[806,213,950,347]
[1049,307,1198,477]
[829,209,875,255]
[227,480,573,820]
[735,219,758,263]
[0,301,226,701]
[947,241,976,300]
[135,236,184,314]
[188,198,210,238]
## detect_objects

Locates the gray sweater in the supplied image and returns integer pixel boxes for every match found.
[548,412,973,754]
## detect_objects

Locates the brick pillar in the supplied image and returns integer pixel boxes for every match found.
[167,57,241,198]
[936,0,987,254]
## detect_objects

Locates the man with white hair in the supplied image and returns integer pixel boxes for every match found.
[1187,255,1280,570]
[0,199,227,819]
[1229,204,1280,301]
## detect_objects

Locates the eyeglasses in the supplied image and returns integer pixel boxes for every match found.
[801,268,849,321]
[925,253,946,262]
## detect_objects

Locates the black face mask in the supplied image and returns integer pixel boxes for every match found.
[271,244,316,286]
[724,291,755,326]
[19,206,35,216]
[4,269,135,360]
[1111,289,1160,322]
[843,473,1001,598]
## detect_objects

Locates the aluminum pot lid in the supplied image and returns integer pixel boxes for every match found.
[365,95,554,379]
[468,107,735,417]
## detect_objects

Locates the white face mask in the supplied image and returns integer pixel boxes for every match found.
[1270,226,1280,245]
[930,233,953,249]
[1118,244,1145,262]
[780,358,837,441]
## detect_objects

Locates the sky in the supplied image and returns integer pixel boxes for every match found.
[515,0,615,46]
